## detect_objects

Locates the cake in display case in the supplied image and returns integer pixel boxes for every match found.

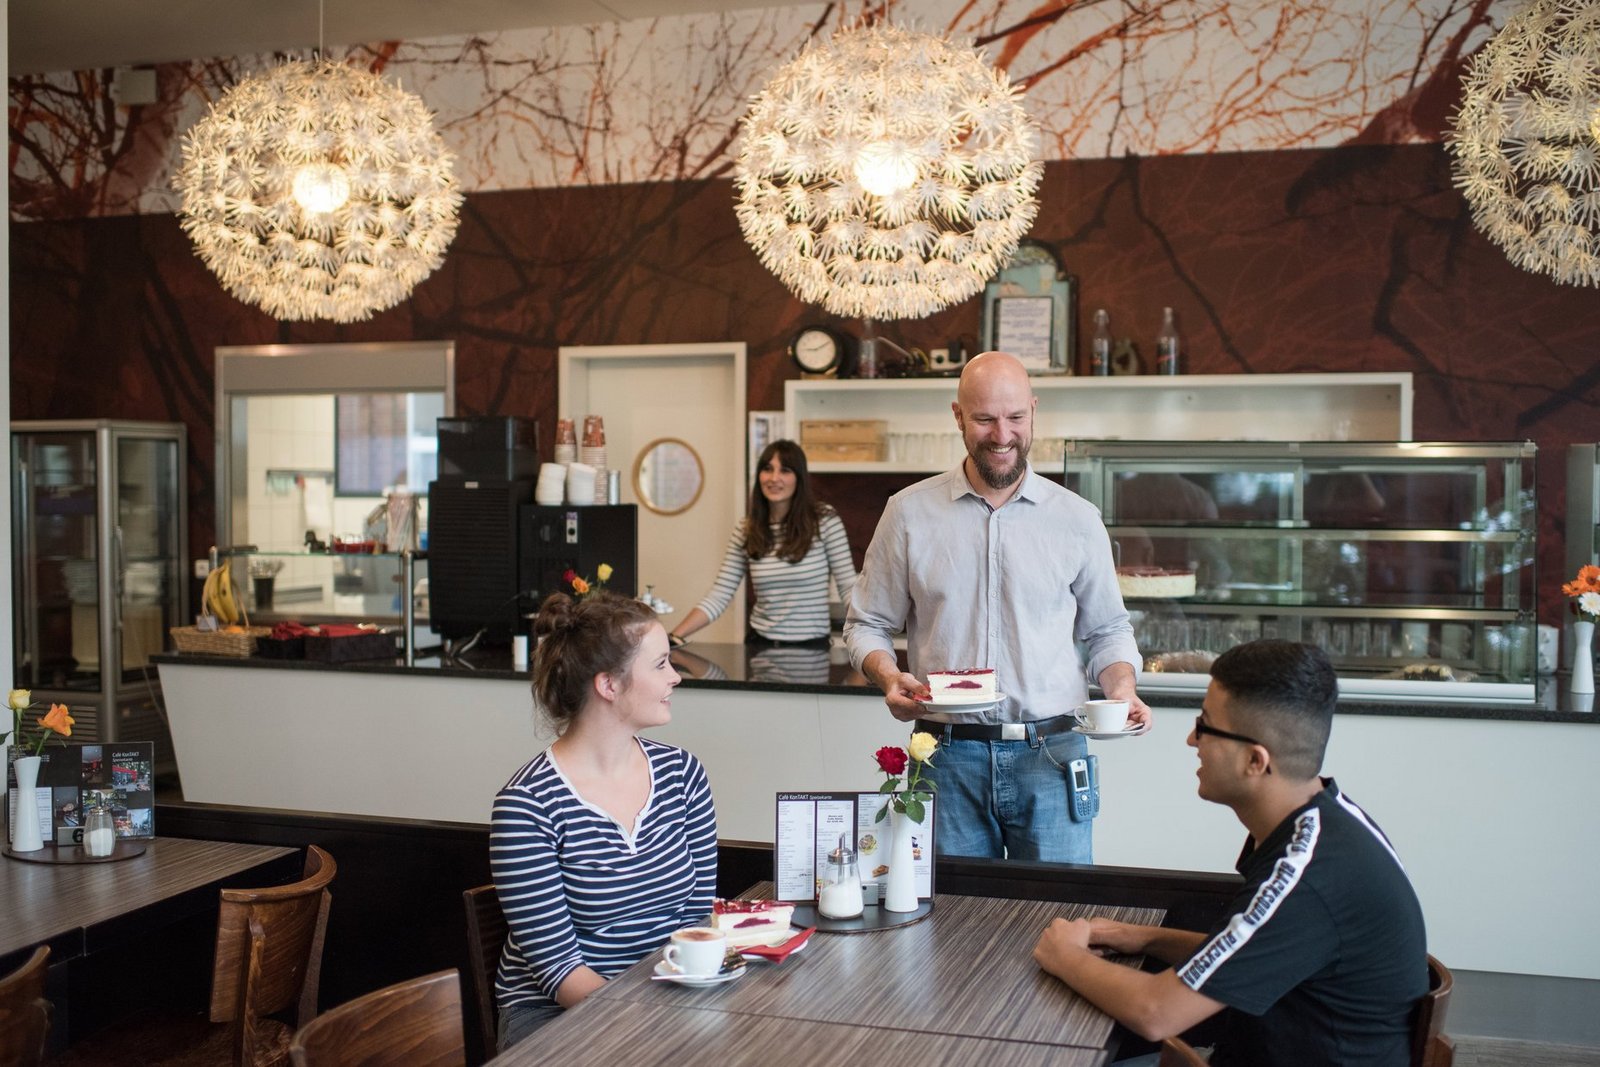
[1062,440,1537,701]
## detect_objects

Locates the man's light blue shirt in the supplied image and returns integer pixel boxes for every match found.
[844,463,1140,724]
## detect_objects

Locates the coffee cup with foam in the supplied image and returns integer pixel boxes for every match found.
[662,926,726,976]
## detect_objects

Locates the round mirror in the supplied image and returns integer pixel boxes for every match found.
[633,437,704,516]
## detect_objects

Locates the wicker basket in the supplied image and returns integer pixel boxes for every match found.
[169,625,271,658]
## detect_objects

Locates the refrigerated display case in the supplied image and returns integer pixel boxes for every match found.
[1062,440,1537,701]
[11,421,188,760]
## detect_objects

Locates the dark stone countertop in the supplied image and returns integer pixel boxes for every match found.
[152,643,1600,724]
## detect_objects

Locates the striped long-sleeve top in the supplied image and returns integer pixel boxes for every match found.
[490,738,718,1013]
[694,509,857,641]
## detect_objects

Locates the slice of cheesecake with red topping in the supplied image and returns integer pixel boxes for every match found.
[927,667,996,700]
[712,898,796,948]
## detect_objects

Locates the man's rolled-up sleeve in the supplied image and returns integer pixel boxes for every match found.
[1073,523,1142,682]
[844,496,908,674]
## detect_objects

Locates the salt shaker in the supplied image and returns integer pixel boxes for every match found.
[83,802,116,858]
[817,833,864,919]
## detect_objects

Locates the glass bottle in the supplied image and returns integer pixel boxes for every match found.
[1156,306,1180,375]
[1090,309,1113,376]
[83,802,116,858]
[817,833,864,918]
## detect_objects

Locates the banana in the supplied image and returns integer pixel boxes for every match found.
[203,560,240,625]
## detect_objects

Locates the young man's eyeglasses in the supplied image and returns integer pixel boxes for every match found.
[1193,716,1273,774]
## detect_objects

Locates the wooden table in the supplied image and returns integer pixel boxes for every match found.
[493,888,1163,1066]
[1,837,300,1046]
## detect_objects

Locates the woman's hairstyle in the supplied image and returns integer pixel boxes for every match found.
[746,439,829,563]
[532,590,659,730]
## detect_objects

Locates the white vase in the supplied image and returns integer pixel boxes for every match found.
[1572,620,1595,695]
[883,807,920,913]
[9,754,45,852]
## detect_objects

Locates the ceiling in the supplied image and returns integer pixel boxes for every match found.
[8,0,784,76]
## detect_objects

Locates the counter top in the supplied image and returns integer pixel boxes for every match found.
[153,643,1600,723]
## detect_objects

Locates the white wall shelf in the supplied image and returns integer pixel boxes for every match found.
[785,373,1413,472]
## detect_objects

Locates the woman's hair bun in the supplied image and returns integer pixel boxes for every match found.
[533,592,576,639]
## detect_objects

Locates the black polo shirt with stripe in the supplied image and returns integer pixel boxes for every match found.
[1178,779,1428,1067]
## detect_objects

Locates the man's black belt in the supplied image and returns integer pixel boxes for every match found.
[913,714,1076,742]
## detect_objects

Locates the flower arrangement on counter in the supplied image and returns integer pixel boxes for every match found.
[4,689,75,757]
[564,562,614,599]
[874,733,938,824]
[1562,566,1600,622]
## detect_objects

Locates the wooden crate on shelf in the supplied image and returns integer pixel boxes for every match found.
[799,419,887,463]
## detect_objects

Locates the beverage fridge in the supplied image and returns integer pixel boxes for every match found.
[10,421,188,764]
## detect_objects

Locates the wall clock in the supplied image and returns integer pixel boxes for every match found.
[788,325,847,376]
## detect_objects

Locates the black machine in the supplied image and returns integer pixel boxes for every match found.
[426,415,638,643]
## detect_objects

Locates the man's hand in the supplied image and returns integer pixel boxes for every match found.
[861,651,931,722]
[1083,918,1152,956]
[1033,917,1094,975]
[1098,662,1152,729]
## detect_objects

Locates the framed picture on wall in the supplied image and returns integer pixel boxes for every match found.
[980,240,1076,375]
[749,411,783,482]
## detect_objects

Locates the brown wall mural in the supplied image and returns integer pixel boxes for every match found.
[10,140,1599,623]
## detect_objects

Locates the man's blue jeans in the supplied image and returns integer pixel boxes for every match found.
[922,722,1093,863]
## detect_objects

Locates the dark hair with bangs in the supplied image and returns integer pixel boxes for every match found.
[532,590,659,731]
[1208,639,1338,779]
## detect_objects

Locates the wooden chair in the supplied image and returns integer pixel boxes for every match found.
[53,844,336,1067]
[0,946,51,1067]
[462,884,507,1058]
[288,969,464,1067]
[1157,1037,1209,1067]
[1413,954,1455,1067]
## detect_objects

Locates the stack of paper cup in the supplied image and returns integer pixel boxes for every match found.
[535,463,567,506]
[566,463,597,505]
[594,467,610,503]
[579,445,607,469]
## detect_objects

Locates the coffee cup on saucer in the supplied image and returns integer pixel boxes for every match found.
[662,926,726,977]
[1074,699,1129,733]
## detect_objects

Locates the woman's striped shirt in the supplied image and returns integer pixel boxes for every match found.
[490,738,718,1012]
[694,509,857,641]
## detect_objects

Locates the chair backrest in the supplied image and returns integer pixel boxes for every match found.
[0,946,51,1067]
[1158,1037,1209,1067]
[1413,954,1455,1067]
[209,844,337,1064]
[462,884,507,1058]
[288,969,465,1067]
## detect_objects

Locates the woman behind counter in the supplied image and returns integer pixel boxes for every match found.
[669,439,857,648]
[491,591,718,1049]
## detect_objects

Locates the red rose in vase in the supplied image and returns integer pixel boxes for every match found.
[874,746,908,776]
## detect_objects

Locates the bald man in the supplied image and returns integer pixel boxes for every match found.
[845,352,1149,863]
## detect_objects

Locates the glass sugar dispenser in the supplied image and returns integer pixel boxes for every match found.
[817,833,864,919]
[83,801,117,858]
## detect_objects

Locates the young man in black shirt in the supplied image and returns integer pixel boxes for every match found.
[1033,639,1428,1066]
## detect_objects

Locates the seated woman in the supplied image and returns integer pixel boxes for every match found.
[491,591,718,1049]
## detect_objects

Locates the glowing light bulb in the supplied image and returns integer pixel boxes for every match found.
[292,162,351,213]
[853,142,918,197]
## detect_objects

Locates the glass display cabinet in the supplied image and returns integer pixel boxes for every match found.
[1062,440,1537,700]
[11,420,188,754]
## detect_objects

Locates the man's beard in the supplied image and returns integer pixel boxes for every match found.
[970,438,1031,489]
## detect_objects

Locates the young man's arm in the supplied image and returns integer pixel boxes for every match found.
[1085,918,1208,967]
[1034,918,1225,1042]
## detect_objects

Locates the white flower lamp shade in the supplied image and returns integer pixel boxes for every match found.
[173,58,463,322]
[734,23,1043,321]
[1447,0,1600,288]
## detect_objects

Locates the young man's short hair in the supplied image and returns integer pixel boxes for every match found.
[1208,640,1338,779]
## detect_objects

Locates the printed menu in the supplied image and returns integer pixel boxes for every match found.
[774,791,934,903]
[6,742,156,847]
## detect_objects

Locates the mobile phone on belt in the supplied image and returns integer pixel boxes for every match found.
[1068,755,1100,822]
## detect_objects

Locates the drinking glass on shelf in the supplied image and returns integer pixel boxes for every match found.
[921,433,938,466]
[889,433,907,463]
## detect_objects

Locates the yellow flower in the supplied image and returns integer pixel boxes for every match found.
[7,689,30,712]
[907,732,939,763]
[597,563,613,583]
[39,703,74,738]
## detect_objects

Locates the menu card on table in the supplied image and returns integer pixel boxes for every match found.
[6,742,156,847]
[774,791,935,902]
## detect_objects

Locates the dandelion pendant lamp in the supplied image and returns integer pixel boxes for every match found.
[733,22,1043,320]
[1447,0,1600,287]
[173,57,463,321]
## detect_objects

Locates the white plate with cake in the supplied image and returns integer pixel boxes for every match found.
[920,668,1003,709]
[1116,566,1196,599]
[711,898,796,948]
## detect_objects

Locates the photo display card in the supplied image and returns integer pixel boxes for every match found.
[774,791,934,903]
[6,742,157,847]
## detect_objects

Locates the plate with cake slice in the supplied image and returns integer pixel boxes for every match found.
[711,898,796,949]
[920,690,1007,709]
[920,668,1003,709]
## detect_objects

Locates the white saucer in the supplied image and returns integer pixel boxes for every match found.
[921,690,1006,708]
[652,961,744,986]
[1071,722,1149,741]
